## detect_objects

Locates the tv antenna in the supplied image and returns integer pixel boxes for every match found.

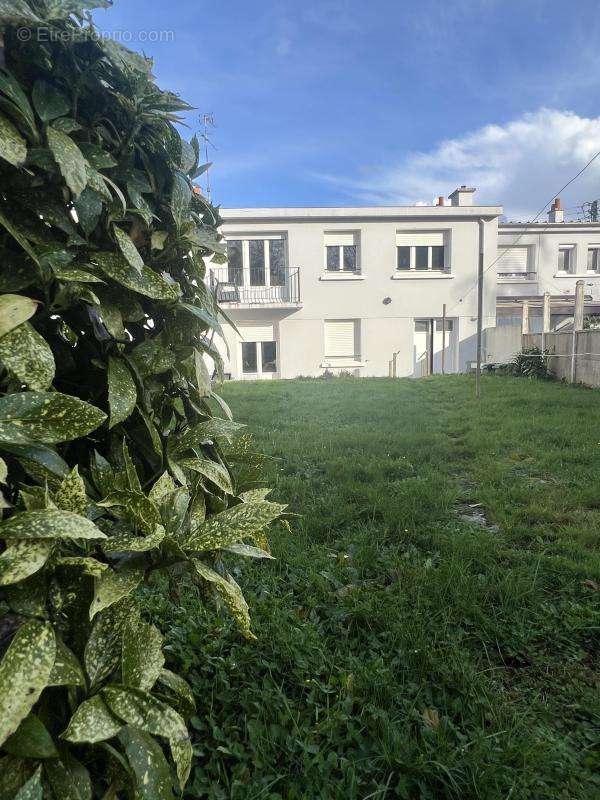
[199,113,216,202]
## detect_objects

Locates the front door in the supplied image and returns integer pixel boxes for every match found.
[413,318,456,376]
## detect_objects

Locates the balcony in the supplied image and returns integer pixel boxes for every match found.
[497,271,537,281]
[209,266,301,306]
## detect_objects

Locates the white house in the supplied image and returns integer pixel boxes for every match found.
[211,189,600,380]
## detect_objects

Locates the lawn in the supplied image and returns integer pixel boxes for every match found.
[146,375,600,800]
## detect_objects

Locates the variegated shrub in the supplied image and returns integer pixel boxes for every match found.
[0,3,286,798]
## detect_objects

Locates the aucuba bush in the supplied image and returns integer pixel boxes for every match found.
[0,3,286,798]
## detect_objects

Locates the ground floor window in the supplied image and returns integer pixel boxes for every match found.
[242,341,277,374]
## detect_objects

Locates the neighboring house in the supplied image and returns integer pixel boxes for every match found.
[211,190,600,379]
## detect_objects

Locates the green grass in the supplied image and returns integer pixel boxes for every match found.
[147,375,600,799]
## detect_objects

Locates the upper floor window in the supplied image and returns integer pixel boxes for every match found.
[557,245,574,273]
[225,236,287,287]
[396,232,446,272]
[587,246,600,272]
[324,231,360,273]
[497,246,530,279]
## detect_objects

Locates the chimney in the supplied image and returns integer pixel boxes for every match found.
[436,196,445,207]
[548,197,564,223]
[448,185,476,206]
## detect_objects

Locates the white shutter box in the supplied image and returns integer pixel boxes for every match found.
[497,247,528,273]
[324,232,356,246]
[239,324,274,342]
[396,232,444,247]
[324,320,356,358]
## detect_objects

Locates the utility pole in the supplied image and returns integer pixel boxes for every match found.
[475,219,484,398]
[441,303,446,375]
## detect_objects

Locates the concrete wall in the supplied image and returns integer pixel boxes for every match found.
[218,205,501,379]
[523,331,600,387]
[486,324,522,363]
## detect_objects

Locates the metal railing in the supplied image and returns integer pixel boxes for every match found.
[497,271,537,280]
[209,266,301,305]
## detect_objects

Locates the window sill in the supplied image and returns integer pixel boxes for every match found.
[391,272,453,280]
[320,273,365,281]
[320,360,364,369]
[586,271,600,276]
[553,272,580,278]
[497,277,537,283]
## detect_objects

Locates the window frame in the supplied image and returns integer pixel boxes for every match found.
[587,246,600,273]
[241,340,278,375]
[225,235,288,288]
[557,245,575,273]
[396,244,446,272]
[323,233,360,273]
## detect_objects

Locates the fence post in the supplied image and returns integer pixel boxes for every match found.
[521,300,529,336]
[571,280,585,383]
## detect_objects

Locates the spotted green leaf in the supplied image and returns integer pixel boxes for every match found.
[32,81,70,122]
[3,714,58,759]
[73,186,103,236]
[239,488,272,502]
[210,391,233,420]
[156,669,195,717]
[62,695,122,744]
[0,539,54,586]
[0,294,38,339]
[48,638,85,687]
[0,391,106,444]
[44,754,91,800]
[122,612,164,691]
[173,418,245,453]
[0,111,27,167]
[170,172,191,230]
[54,466,87,515]
[0,510,106,541]
[97,490,161,535]
[0,442,69,486]
[224,542,274,559]
[103,685,191,789]
[148,471,176,505]
[130,338,176,377]
[56,557,108,577]
[102,524,165,554]
[0,455,6,484]
[90,564,144,620]
[90,252,180,300]
[107,357,137,429]
[0,620,56,747]
[176,457,233,494]
[0,322,55,390]
[114,225,144,273]
[192,560,256,640]
[12,765,43,800]
[84,597,136,688]
[47,127,87,198]
[119,727,175,800]
[184,500,286,551]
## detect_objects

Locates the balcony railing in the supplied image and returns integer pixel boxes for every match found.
[209,266,301,305]
[497,271,537,280]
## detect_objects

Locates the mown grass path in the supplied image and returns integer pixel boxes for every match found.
[151,376,600,800]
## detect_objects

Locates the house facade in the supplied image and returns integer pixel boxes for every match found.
[212,190,600,380]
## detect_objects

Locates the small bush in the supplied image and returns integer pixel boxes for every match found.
[509,347,548,379]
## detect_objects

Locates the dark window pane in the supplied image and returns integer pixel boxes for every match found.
[343,245,357,271]
[414,320,429,332]
[226,240,243,285]
[435,319,453,331]
[431,246,444,270]
[242,342,257,373]
[261,341,277,373]
[249,240,265,285]
[269,240,286,286]
[588,248,600,272]
[326,245,340,270]
[397,246,410,270]
[415,246,428,270]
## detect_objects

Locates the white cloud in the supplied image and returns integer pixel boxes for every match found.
[317,109,600,219]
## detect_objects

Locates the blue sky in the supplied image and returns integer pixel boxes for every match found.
[95,0,600,217]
